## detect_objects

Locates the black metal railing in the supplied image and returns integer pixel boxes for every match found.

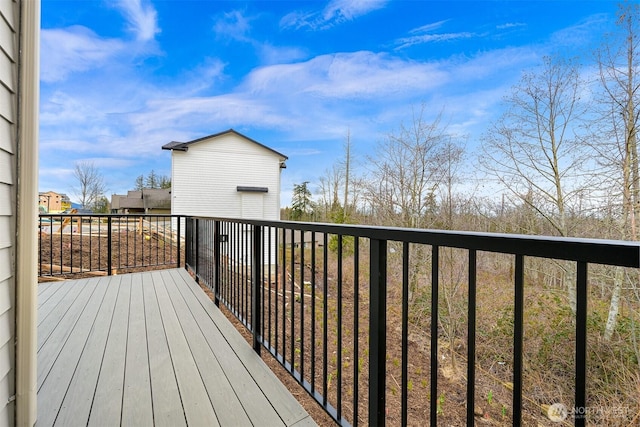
[38,214,185,278]
[185,216,640,427]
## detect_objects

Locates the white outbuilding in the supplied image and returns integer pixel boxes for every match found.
[162,129,287,220]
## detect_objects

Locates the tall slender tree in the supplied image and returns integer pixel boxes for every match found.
[365,107,449,228]
[593,2,640,340]
[73,161,106,210]
[480,56,589,313]
[291,181,313,221]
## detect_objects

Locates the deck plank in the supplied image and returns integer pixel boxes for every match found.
[37,278,83,331]
[88,274,131,426]
[168,269,291,426]
[121,273,154,426]
[37,279,98,387]
[37,269,315,427]
[158,270,255,426]
[53,276,122,427]
[172,269,311,426]
[142,272,187,427]
[37,277,109,426]
[37,279,59,296]
[152,272,220,426]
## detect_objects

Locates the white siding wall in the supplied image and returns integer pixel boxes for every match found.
[171,132,283,267]
[172,133,283,220]
[0,0,17,425]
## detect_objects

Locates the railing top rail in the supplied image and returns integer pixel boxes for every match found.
[39,214,182,218]
[189,216,640,268]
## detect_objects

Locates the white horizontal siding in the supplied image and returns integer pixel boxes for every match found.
[0,52,12,100]
[0,0,15,32]
[0,1,15,424]
[0,84,13,124]
[0,118,12,154]
[0,184,10,216]
[0,367,11,427]
[0,248,10,284]
[0,6,13,66]
[0,150,12,184]
[0,279,11,316]
[0,309,11,356]
[172,134,282,221]
[0,216,9,249]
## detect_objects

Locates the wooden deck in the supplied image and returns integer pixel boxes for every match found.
[37,268,316,426]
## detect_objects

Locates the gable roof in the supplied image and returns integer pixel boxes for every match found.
[162,129,288,160]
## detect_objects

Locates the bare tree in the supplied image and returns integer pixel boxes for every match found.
[437,138,466,230]
[315,130,363,223]
[365,107,450,229]
[73,161,106,209]
[316,164,344,222]
[341,129,352,222]
[480,56,590,313]
[592,2,640,340]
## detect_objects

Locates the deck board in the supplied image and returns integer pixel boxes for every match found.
[37,269,315,427]
[172,269,311,426]
[36,276,109,426]
[37,279,98,386]
[142,273,187,427]
[53,276,121,427]
[159,270,255,426]
[37,278,82,330]
[87,274,130,426]
[152,271,220,426]
[122,273,153,426]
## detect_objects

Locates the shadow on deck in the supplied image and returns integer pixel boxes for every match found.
[37,268,316,426]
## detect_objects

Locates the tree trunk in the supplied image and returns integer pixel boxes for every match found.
[604,266,624,341]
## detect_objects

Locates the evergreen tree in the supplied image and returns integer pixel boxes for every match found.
[135,174,144,190]
[290,182,313,221]
[160,175,171,189]
[146,170,158,189]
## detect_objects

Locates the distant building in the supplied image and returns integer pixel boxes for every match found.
[39,191,71,213]
[110,188,171,214]
[162,129,287,266]
[162,129,286,220]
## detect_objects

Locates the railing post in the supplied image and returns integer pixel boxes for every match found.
[251,224,262,354]
[214,220,221,306]
[185,217,191,269]
[194,218,200,282]
[369,238,387,426]
[177,215,181,268]
[107,216,112,275]
[575,261,588,427]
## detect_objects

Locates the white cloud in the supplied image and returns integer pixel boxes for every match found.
[213,9,253,41]
[549,13,609,49]
[395,32,475,49]
[244,51,450,99]
[409,20,449,34]
[281,0,388,30]
[258,44,308,65]
[112,0,160,41]
[395,19,477,50]
[497,22,526,30]
[40,26,124,82]
[323,0,388,22]
[40,0,162,84]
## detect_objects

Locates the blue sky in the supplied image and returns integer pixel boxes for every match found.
[39,0,620,206]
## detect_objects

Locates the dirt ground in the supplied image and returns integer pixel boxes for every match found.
[38,230,183,280]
